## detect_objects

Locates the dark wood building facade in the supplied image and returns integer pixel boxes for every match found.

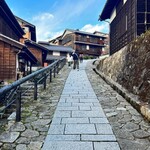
[51,29,107,57]
[100,0,150,55]
[0,0,24,81]
[0,34,24,81]
[0,0,37,81]
[25,40,47,68]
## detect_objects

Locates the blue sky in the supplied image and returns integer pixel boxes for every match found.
[5,0,108,41]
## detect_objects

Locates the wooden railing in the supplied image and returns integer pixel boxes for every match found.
[0,58,66,122]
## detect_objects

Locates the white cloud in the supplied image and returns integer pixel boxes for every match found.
[47,31,63,41]
[81,23,109,33]
[32,13,54,21]
[31,12,55,41]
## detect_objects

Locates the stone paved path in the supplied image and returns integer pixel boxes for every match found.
[42,61,120,150]
[1,60,150,150]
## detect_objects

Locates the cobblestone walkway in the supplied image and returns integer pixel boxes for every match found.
[42,61,120,150]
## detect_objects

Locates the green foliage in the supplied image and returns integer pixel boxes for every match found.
[83,55,94,59]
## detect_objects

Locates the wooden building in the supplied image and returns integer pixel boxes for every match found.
[49,35,62,45]
[50,29,107,57]
[25,40,47,69]
[16,16,36,42]
[0,0,37,81]
[93,31,109,55]
[100,0,150,55]
[39,41,73,65]
[16,17,49,70]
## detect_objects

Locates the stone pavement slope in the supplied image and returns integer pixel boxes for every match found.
[42,61,120,150]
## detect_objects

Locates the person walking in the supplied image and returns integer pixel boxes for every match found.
[79,54,83,63]
[72,51,79,70]
[67,53,73,68]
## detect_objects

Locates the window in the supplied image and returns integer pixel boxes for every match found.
[123,0,127,4]
[86,45,89,50]
[53,52,60,56]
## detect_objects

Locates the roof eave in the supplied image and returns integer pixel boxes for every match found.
[99,0,118,21]
[0,0,24,37]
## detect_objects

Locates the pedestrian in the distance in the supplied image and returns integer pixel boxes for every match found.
[79,54,83,63]
[72,50,79,70]
[67,53,73,67]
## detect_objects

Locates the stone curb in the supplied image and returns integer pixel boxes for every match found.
[93,67,150,122]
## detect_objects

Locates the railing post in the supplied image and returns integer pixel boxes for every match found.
[57,62,59,74]
[54,66,56,78]
[16,89,21,122]
[34,79,38,100]
[43,73,46,90]
[50,69,52,83]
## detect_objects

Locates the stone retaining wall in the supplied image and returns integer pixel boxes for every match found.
[96,30,150,120]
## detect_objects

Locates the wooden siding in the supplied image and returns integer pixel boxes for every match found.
[110,0,150,55]
[0,15,19,41]
[27,46,43,65]
[110,0,136,55]
[0,41,17,80]
[61,32,105,56]
[76,44,101,56]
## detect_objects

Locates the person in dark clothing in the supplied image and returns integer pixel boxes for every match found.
[72,51,79,70]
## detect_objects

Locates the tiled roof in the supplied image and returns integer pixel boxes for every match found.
[62,29,107,38]
[39,43,74,53]
[46,55,65,61]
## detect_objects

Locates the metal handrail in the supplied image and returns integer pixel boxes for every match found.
[0,57,66,121]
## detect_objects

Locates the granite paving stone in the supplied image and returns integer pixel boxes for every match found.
[44,135,80,141]
[79,106,91,110]
[96,124,114,135]
[56,106,79,111]
[42,141,93,150]
[53,110,71,118]
[61,118,89,124]
[65,124,96,134]
[47,125,65,135]
[90,118,109,124]
[57,102,72,107]
[94,142,120,150]
[51,118,61,125]
[72,102,94,106]
[81,134,116,141]
[72,110,106,118]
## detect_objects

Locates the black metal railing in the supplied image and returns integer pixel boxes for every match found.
[0,58,66,122]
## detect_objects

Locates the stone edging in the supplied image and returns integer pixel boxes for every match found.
[93,67,150,121]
